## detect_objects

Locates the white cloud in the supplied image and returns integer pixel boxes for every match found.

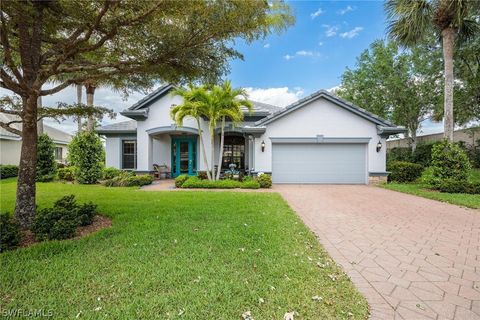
[244,87,304,107]
[340,27,363,39]
[283,50,321,60]
[310,8,324,19]
[0,85,153,134]
[322,24,339,37]
[318,41,324,46]
[338,5,355,15]
[263,43,270,49]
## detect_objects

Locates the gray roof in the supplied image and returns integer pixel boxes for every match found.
[128,84,173,110]
[96,120,137,134]
[255,89,397,127]
[247,101,282,115]
[0,113,72,144]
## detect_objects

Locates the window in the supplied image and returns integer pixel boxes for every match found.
[54,147,63,161]
[221,136,245,170]
[122,140,136,169]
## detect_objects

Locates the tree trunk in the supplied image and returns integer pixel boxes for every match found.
[14,95,39,228]
[197,118,212,180]
[36,96,43,135]
[442,27,455,141]
[85,84,96,132]
[210,129,216,180]
[216,116,225,180]
[76,84,83,133]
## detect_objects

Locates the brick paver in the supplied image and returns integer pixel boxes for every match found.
[275,185,480,320]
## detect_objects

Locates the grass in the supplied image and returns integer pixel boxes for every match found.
[383,169,480,209]
[0,179,368,319]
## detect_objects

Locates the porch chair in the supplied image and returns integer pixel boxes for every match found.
[153,163,171,180]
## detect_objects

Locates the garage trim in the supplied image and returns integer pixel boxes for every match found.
[270,135,371,144]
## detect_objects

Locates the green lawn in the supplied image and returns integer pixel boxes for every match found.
[0,179,368,319]
[383,169,480,209]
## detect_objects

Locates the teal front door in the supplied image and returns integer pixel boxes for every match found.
[171,136,197,177]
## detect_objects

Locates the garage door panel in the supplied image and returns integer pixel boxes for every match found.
[272,143,366,184]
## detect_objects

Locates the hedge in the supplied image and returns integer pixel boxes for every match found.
[0,165,18,179]
[387,161,423,183]
[180,176,260,189]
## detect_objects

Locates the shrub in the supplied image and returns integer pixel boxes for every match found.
[435,179,480,194]
[68,132,104,184]
[104,172,153,187]
[175,174,189,188]
[430,140,471,183]
[387,147,412,164]
[196,171,209,180]
[241,180,260,189]
[103,167,122,180]
[0,165,19,179]
[180,176,260,189]
[58,166,75,181]
[412,143,434,167]
[387,161,423,183]
[36,134,57,182]
[32,195,97,241]
[256,173,272,188]
[0,212,21,252]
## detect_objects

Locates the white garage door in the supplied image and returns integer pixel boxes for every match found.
[272,143,367,184]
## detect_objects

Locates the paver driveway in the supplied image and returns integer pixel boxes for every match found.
[275,185,480,320]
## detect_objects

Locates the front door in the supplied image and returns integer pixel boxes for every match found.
[171,136,197,177]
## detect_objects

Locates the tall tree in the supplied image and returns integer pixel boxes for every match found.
[211,81,253,180]
[76,84,83,133]
[171,85,212,180]
[0,0,293,227]
[385,0,479,141]
[336,40,440,151]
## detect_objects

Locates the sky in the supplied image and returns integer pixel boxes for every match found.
[0,0,443,135]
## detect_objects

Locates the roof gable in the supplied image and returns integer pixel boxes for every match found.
[254,89,395,127]
[128,84,174,110]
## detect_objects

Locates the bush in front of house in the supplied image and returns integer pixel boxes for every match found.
[36,134,57,182]
[0,165,19,179]
[0,212,21,252]
[435,179,480,194]
[387,161,423,183]
[196,171,209,180]
[180,176,260,189]
[32,195,97,241]
[387,147,413,164]
[58,166,75,181]
[175,174,190,188]
[256,173,272,188]
[430,140,471,183]
[104,171,153,187]
[103,167,123,180]
[68,132,104,184]
[412,143,435,167]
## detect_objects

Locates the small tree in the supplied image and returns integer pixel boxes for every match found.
[68,132,104,184]
[36,134,57,182]
[430,139,471,183]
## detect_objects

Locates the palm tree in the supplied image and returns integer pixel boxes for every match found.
[170,85,213,180]
[385,0,479,141]
[76,84,83,133]
[210,81,253,180]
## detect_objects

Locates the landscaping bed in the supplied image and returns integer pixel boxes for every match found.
[0,179,368,319]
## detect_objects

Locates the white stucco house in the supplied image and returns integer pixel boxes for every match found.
[0,114,72,165]
[97,84,405,184]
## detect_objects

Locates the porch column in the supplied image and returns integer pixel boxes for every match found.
[136,132,153,172]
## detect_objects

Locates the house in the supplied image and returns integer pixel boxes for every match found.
[387,126,480,149]
[97,84,405,184]
[0,114,72,165]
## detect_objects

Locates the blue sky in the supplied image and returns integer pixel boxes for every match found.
[0,1,443,134]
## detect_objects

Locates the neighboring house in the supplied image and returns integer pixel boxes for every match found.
[387,126,480,149]
[97,85,405,184]
[0,113,72,165]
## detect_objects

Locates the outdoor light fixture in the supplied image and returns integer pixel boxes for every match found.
[261,140,265,152]
[376,140,382,152]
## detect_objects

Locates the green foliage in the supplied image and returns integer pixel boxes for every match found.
[430,140,471,183]
[256,174,273,188]
[180,176,260,189]
[58,167,75,181]
[0,165,18,179]
[103,167,123,180]
[175,174,190,188]
[435,179,480,195]
[0,212,20,252]
[387,161,424,183]
[412,144,435,167]
[36,134,57,182]
[68,132,104,184]
[32,195,97,241]
[196,171,209,180]
[387,148,413,164]
[104,172,153,187]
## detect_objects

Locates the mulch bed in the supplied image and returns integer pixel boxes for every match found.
[19,215,112,248]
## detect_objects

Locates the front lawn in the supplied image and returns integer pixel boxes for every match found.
[383,169,480,209]
[0,179,368,319]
